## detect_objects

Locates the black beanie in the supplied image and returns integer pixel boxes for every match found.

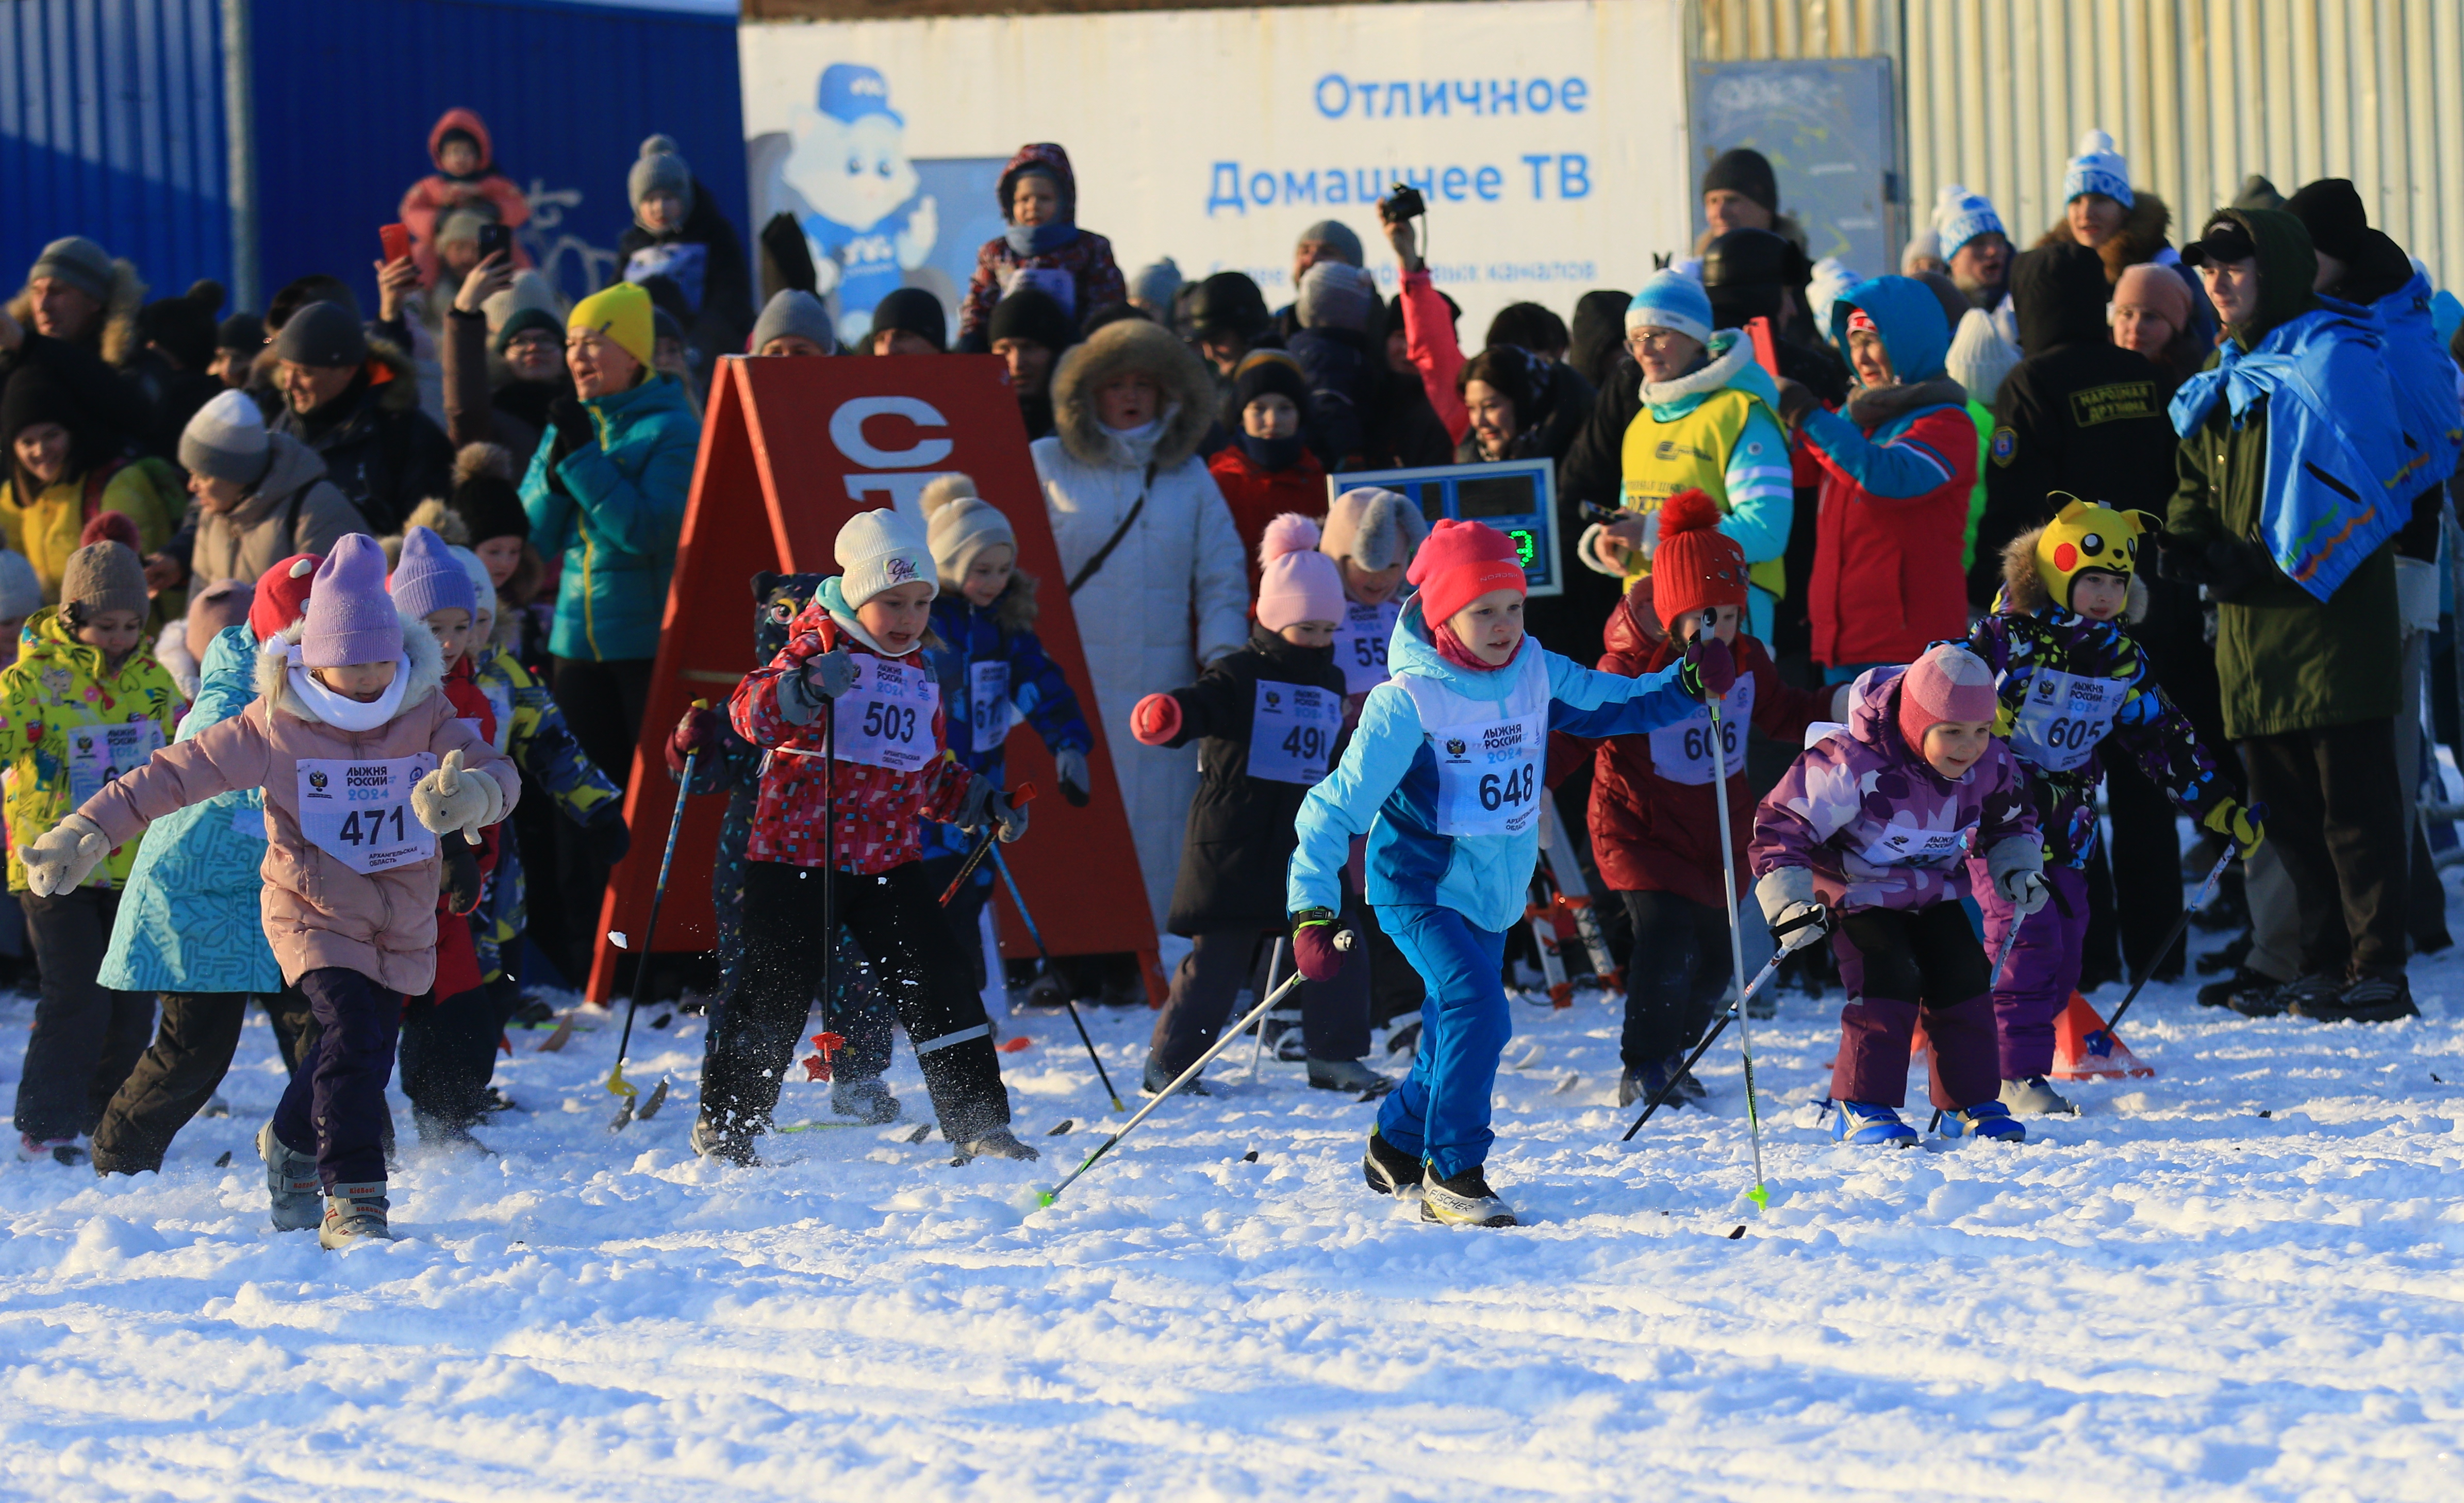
[2287,177,2370,261]
[2,364,83,451]
[447,444,530,545]
[217,311,264,354]
[1187,272,1270,339]
[986,288,1076,353]
[272,301,368,368]
[868,287,948,351]
[1701,148,1779,213]
[140,279,226,372]
[1229,351,1311,418]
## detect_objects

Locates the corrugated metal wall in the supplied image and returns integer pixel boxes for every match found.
[0,0,233,304]
[1695,0,2464,291]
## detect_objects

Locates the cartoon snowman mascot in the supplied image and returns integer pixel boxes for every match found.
[790,62,938,349]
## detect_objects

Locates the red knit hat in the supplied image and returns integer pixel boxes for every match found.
[249,553,322,642]
[1408,519,1526,630]
[1651,488,1748,633]
[1896,643,1999,755]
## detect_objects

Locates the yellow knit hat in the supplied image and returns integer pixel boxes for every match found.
[2034,493,2160,609]
[567,281,655,371]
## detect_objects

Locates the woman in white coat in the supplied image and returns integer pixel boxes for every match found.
[1035,315,1250,939]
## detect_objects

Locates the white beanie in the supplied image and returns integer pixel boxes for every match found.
[835,508,937,610]
[178,388,271,485]
[920,474,1017,590]
[449,544,495,613]
[2063,129,2134,208]
[1933,185,2005,263]
[0,549,39,620]
[1945,308,2021,409]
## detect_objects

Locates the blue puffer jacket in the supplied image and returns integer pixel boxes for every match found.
[97,625,283,995]
[1288,601,1697,932]
[520,372,701,662]
[918,582,1094,863]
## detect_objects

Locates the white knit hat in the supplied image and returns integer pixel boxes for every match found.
[835,508,937,610]
[1945,308,2021,408]
[0,549,39,620]
[921,474,1017,590]
[449,545,495,614]
[178,388,271,485]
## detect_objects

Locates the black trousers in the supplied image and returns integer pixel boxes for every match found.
[702,861,1012,1144]
[398,985,504,1136]
[1148,913,1372,1078]
[551,655,654,984]
[1618,889,1733,1069]
[89,989,315,1174]
[13,887,150,1142]
[2239,719,2409,978]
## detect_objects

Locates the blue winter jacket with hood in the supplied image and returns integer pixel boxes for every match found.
[1288,600,1698,933]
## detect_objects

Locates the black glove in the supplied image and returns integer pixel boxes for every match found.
[583,812,631,868]
[545,396,593,463]
[2202,537,2277,603]
[1772,374,1820,430]
[441,834,486,917]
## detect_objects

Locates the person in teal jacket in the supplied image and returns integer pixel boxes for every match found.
[518,282,700,974]
[1284,519,1726,1228]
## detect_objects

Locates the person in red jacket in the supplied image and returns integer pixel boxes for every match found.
[1779,275,1978,683]
[693,509,1035,1167]
[398,109,532,285]
[1581,490,1837,1106]
[1206,353,1326,590]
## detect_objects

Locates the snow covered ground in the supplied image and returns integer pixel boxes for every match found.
[2,917,2461,1500]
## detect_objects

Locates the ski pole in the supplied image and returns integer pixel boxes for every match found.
[1620,945,1791,1141]
[1039,932,1350,1208]
[609,702,705,1131]
[940,785,1036,906]
[1248,937,1289,1080]
[1699,674,1770,1211]
[989,843,1126,1112]
[2098,822,2255,1039]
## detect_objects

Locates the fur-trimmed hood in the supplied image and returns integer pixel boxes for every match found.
[7,256,147,368]
[2000,522,2149,622]
[1049,317,1215,471]
[254,606,445,726]
[2035,191,2175,285]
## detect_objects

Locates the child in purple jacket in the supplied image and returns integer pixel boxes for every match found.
[1748,643,2042,1147]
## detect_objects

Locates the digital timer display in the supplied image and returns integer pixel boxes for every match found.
[1325,458,1561,597]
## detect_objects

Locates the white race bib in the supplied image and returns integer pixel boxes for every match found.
[296,755,437,874]
[1427,711,1545,836]
[1858,819,1973,868]
[1647,674,1756,785]
[830,657,941,772]
[1331,600,1400,695]
[2011,667,2126,773]
[967,659,1012,752]
[1246,680,1342,785]
[65,721,162,809]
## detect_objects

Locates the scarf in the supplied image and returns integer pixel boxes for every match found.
[1237,432,1305,471]
[288,649,411,731]
[1430,616,1522,673]
[1004,221,1079,257]
[817,576,920,660]
[1102,409,1176,469]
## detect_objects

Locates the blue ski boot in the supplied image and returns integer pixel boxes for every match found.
[1831,1100,1917,1148]
[1936,1100,2026,1142]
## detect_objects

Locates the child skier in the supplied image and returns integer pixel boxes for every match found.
[1749,643,2042,1147]
[1965,498,2259,1113]
[1287,518,1726,1227]
[22,534,521,1244]
[4,539,187,1164]
[693,509,1034,1165]
[1132,514,1389,1098]
[1581,490,1838,1109]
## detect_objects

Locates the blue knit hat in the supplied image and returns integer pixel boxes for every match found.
[2063,129,2134,208]
[1933,185,2006,263]
[389,525,478,623]
[1625,271,1714,344]
[302,535,404,668]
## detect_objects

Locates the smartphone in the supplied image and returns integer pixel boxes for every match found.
[378,223,412,265]
[476,223,512,263]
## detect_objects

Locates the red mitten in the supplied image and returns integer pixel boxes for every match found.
[665,705,723,779]
[1292,912,1352,981]
[1131,692,1182,745]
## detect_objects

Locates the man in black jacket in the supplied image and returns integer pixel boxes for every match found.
[267,302,452,536]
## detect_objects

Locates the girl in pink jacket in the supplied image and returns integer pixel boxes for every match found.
[21,536,520,1248]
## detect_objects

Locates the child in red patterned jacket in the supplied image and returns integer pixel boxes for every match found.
[692,509,1034,1165]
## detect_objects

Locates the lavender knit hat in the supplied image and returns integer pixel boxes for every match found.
[388,525,478,622]
[303,534,405,668]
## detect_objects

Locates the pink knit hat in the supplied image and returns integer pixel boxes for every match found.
[301,534,404,668]
[1896,643,1998,755]
[2111,262,2193,334]
[1255,513,1347,633]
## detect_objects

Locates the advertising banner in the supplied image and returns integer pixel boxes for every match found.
[739,0,1692,343]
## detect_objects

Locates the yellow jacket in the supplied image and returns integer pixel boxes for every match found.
[0,458,180,603]
[0,607,186,890]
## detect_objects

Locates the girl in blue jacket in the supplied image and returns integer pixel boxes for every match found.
[1285,519,1729,1227]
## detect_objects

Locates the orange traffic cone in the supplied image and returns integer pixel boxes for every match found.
[2052,992,2153,1080]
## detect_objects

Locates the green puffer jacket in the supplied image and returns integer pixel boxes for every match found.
[2165,207,2401,739]
[520,372,701,662]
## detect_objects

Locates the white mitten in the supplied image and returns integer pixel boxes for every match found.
[22,812,110,897]
[1754,867,1831,953]
[412,749,506,841]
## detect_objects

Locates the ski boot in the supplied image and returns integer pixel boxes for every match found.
[1362,1130,1423,1196]
[2307,971,2419,1023]
[951,1126,1039,1163]
[16,1134,82,1166]
[831,1076,901,1124]
[2240,972,2338,1019]
[1140,1055,1208,1097]
[689,1114,757,1166]
[1617,1055,1708,1110]
[1419,1165,1518,1227]
[1936,1101,2026,1142]
[257,1122,322,1231]
[318,1182,396,1248]
[1831,1100,1917,1148]
[2197,966,2280,1007]
[1308,1058,1395,1097]
[1998,1076,2077,1116]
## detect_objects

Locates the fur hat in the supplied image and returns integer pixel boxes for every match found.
[835,508,936,610]
[1650,489,1748,632]
[250,554,321,641]
[390,525,478,622]
[447,443,527,546]
[921,474,1017,590]
[61,540,147,621]
[0,549,39,620]
[1896,644,1998,755]
[1256,514,1347,633]
[80,512,140,553]
[179,388,271,485]
[1050,317,1215,471]
[303,534,403,668]
[1321,487,1427,573]
[1408,519,1525,630]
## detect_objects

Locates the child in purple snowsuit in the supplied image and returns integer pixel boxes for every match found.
[1962,499,2258,1114]
[1749,643,2042,1147]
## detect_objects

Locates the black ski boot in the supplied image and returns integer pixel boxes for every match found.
[1362,1129,1422,1196]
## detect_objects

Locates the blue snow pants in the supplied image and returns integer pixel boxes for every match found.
[1373,904,1510,1181]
